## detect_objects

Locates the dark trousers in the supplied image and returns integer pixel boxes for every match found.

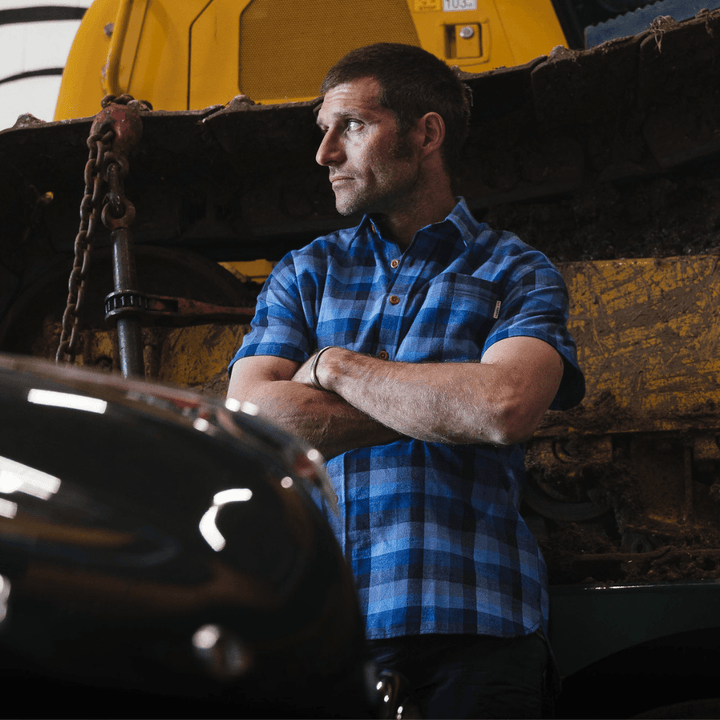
[367,631,556,719]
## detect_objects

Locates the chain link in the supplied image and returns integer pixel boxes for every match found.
[56,128,114,364]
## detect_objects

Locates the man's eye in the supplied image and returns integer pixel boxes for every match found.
[346,120,362,131]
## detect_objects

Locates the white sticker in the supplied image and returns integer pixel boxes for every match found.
[444,0,477,10]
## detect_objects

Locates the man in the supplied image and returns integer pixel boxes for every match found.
[228,43,584,719]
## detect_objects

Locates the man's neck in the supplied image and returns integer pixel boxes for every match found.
[372,185,457,250]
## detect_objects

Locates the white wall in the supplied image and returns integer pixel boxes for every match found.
[0,0,93,130]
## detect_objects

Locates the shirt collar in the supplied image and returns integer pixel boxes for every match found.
[351,197,482,247]
[446,197,483,247]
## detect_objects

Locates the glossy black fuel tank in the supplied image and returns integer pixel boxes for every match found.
[0,353,368,718]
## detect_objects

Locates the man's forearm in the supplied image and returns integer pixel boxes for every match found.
[315,351,500,444]
[235,378,402,459]
[300,342,563,447]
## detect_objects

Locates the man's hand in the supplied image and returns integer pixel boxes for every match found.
[291,347,338,390]
[290,352,322,389]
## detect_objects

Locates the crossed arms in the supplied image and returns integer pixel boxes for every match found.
[227,336,564,460]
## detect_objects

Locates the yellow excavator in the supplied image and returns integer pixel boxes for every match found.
[55,0,571,118]
[54,0,720,121]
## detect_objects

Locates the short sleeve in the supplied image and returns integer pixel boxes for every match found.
[482,256,585,411]
[228,253,314,374]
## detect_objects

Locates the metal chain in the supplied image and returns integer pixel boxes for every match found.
[102,151,134,230]
[56,127,114,364]
[56,94,144,365]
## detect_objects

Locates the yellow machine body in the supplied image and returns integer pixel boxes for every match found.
[54,0,568,120]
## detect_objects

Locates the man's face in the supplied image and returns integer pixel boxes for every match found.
[315,77,421,217]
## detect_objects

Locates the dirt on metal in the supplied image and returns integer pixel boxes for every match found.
[484,170,720,263]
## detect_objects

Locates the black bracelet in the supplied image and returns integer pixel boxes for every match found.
[310,346,334,390]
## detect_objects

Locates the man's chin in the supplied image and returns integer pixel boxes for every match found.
[334,195,365,217]
[336,205,360,217]
[333,188,382,217]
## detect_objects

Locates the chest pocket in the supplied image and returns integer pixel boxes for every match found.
[405,273,500,361]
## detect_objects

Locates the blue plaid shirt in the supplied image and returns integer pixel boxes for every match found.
[231,199,584,640]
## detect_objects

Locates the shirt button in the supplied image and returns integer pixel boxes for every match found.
[389,295,400,305]
[377,350,389,360]
[390,259,399,269]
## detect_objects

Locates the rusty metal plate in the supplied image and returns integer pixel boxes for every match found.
[540,256,720,436]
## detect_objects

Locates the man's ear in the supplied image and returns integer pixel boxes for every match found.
[418,112,445,156]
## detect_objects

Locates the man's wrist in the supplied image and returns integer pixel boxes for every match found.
[310,346,336,390]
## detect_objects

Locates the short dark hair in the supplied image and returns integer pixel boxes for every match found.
[320,43,471,175]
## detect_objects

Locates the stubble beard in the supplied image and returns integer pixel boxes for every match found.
[333,131,420,217]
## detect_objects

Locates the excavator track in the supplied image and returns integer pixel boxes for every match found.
[1,9,720,265]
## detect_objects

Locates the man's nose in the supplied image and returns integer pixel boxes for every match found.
[316,130,343,166]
